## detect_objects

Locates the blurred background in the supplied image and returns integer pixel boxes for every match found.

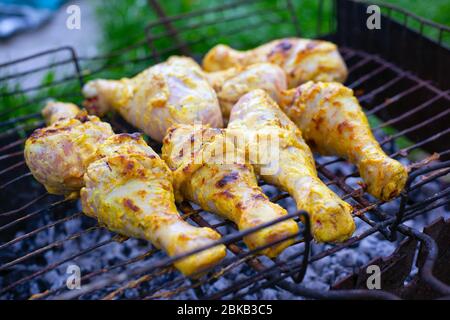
[0,0,448,128]
[0,0,448,63]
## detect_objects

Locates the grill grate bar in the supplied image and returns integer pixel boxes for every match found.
[410,168,450,191]
[253,203,449,300]
[0,121,44,140]
[358,74,406,103]
[0,198,73,233]
[0,113,41,129]
[141,254,266,300]
[101,269,171,300]
[0,161,25,178]
[49,211,306,300]
[146,7,288,44]
[380,112,450,147]
[0,96,80,121]
[0,212,83,252]
[391,128,450,158]
[0,232,115,296]
[346,56,373,73]
[339,154,444,187]
[0,192,48,217]
[0,58,75,82]
[347,65,388,89]
[31,248,159,300]
[0,0,449,298]
[0,139,25,153]
[77,39,149,61]
[1,75,82,99]
[20,133,446,300]
[0,220,97,273]
[374,92,448,130]
[0,170,31,189]
[0,151,23,162]
[0,172,32,190]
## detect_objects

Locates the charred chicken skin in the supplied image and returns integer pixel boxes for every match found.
[82,56,223,142]
[203,38,347,88]
[25,102,226,276]
[24,102,114,197]
[204,63,287,120]
[228,89,355,242]
[81,133,226,276]
[280,82,408,201]
[162,124,299,257]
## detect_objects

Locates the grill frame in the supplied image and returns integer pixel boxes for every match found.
[0,0,449,300]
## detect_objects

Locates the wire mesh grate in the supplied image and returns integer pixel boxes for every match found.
[0,0,449,300]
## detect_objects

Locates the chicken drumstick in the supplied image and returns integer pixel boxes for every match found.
[25,102,114,197]
[162,124,299,257]
[81,133,226,276]
[203,38,347,88]
[25,102,226,276]
[228,89,355,242]
[280,81,408,201]
[204,63,287,120]
[82,56,223,142]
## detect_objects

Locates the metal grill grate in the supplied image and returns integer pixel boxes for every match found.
[0,0,449,300]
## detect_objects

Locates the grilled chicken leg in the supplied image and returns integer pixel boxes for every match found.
[162,124,299,257]
[204,63,287,120]
[203,38,347,88]
[25,102,226,276]
[280,82,408,201]
[82,56,223,142]
[228,89,355,242]
[42,101,81,125]
[25,102,114,196]
[81,133,226,276]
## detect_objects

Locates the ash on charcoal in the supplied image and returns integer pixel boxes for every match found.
[1,125,448,300]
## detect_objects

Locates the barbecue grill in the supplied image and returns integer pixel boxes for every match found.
[0,0,449,300]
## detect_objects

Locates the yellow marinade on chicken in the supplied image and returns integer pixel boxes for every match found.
[203,38,348,88]
[25,101,226,276]
[162,124,299,257]
[81,133,226,276]
[82,56,223,142]
[280,82,408,201]
[204,63,287,120]
[228,89,355,242]
[24,102,114,197]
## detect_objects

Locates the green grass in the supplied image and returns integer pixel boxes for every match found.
[1,0,448,144]
[382,0,450,45]
[384,0,450,26]
[93,0,449,56]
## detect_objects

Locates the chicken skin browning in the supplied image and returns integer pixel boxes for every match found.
[82,56,223,142]
[280,82,408,201]
[24,102,114,197]
[204,63,287,120]
[162,124,299,257]
[81,133,226,276]
[228,89,355,242]
[203,38,347,88]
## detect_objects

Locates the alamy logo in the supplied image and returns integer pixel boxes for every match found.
[366,5,381,30]
[169,122,281,175]
[366,265,381,289]
[66,264,81,290]
[66,5,81,30]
